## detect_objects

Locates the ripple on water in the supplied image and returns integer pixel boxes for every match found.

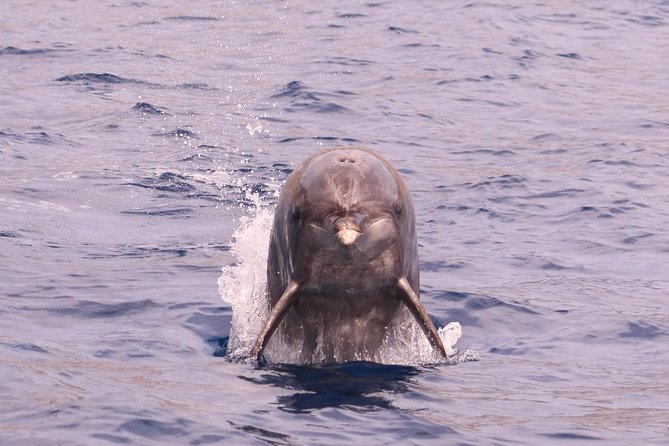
[0,128,68,146]
[43,299,161,319]
[132,102,169,116]
[270,81,351,114]
[0,341,50,354]
[277,135,362,144]
[54,72,152,85]
[128,172,197,193]
[121,206,194,217]
[152,128,198,139]
[116,418,190,438]
[619,321,668,340]
[164,15,221,22]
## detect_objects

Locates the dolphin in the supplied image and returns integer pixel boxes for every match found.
[251,148,447,362]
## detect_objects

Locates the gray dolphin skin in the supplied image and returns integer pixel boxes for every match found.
[251,148,447,363]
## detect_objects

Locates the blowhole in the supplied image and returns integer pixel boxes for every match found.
[339,157,356,164]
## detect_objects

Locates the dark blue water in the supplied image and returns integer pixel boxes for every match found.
[2,1,669,444]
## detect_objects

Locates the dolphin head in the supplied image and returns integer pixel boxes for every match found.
[284,149,412,287]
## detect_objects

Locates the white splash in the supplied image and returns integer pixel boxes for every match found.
[217,203,273,360]
[219,204,473,365]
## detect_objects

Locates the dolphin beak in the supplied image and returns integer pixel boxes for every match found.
[336,228,360,246]
[333,215,363,246]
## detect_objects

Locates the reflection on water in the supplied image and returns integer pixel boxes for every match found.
[240,362,421,413]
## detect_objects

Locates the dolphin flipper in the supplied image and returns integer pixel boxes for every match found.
[397,277,448,358]
[250,280,300,360]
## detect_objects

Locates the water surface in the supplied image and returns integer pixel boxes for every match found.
[1,1,668,444]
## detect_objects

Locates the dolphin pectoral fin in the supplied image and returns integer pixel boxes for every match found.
[250,280,300,361]
[396,277,448,358]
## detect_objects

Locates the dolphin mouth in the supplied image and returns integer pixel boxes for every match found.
[308,217,395,253]
[355,217,394,250]
[336,228,360,246]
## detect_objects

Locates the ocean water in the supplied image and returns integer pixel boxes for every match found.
[1,1,669,444]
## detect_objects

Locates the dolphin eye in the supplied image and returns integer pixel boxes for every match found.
[395,203,403,216]
[292,208,302,221]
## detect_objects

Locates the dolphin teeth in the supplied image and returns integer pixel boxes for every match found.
[337,228,360,246]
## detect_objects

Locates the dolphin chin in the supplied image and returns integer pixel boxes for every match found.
[252,147,448,363]
[336,228,359,246]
